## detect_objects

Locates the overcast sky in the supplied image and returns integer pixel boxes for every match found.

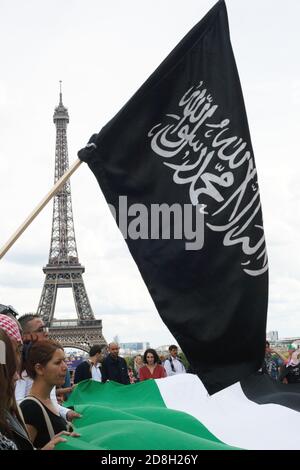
[0,0,299,347]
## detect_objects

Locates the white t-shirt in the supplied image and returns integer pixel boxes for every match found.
[91,363,102,382]
[164,357,186,376]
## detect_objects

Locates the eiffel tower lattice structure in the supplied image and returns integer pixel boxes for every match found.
[37,83,106,352]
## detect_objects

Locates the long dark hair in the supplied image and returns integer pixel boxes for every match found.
[0,329,24,434]
[25,339,63,380]
[143,348,160,365]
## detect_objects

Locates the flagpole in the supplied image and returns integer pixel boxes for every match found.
[0,158,82,261]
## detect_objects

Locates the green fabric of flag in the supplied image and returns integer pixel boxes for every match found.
[56,380,238,450]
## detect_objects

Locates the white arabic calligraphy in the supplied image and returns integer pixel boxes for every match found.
[148,81,268,276]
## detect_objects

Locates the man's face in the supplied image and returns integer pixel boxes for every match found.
[109,344,119,358]
[170,348,178,358]
[24,317,49,341]
[96,351,103,364]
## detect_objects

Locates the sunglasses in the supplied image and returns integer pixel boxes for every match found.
[32,326,49,333]
[0,304,19,317]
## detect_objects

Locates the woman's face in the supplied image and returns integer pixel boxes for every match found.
[36,348,67,386]
[135,356,143,366]
[146,353,155,365]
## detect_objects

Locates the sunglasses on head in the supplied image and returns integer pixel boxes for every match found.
[0,304,19,318]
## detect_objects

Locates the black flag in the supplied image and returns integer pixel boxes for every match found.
[79,0,268,394]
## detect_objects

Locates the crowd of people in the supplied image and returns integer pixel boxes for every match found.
[0,305,299,451]
[262,341,300,384]
[0,308,186,450]
[73,342,187,385]
[0,311,80,450]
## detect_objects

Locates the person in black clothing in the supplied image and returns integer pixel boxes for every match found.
[20,339,80,449]
[20,398,68,449]
[74,345,103,384]
[102,343,130,385]
[0,326,75,450]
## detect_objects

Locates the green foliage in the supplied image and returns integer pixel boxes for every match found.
[178,352,189,370]
[124,356,134,369]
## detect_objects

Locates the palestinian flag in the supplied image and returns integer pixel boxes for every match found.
[57,375,300,451]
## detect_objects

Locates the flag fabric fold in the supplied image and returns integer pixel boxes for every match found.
[241,372,300,412]
[78,0,268,394]
[58,378,237,450]
[56,376,300,451]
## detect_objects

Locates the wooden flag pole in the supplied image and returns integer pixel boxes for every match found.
[0,158,82,261]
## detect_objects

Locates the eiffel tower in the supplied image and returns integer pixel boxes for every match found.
[37,83,106,352]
